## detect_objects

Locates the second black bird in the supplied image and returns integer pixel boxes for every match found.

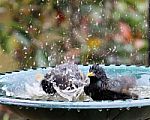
[84,64,138,101]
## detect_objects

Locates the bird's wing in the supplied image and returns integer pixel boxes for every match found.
[108,80,123,92]
[108,76,137,93]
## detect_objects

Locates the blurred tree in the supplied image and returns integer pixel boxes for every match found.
[0,0,148,70]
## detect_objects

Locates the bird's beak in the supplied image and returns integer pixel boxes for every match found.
[87,72,95,77]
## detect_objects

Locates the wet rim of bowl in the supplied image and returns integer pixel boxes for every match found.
[0,64,150,109]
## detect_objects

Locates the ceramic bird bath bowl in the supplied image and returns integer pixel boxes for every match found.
[0,65,150,120]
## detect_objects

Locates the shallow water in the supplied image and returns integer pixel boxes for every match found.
[0,65,150,101]
[129,73,150,98]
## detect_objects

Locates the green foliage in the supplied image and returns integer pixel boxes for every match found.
[0,0,148,68]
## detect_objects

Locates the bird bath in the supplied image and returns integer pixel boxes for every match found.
[0,65,150,120]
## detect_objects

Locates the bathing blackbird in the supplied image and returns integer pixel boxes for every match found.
[84,64,138,101]
[41,63,86,96]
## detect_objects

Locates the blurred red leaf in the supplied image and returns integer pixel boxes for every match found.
[56,10,65,26]
[119,22,132,43]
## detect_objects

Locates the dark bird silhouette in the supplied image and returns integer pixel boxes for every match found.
[41,63,86,96]
[84,64,138,101]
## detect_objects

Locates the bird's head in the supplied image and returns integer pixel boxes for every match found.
[87,64,108,82]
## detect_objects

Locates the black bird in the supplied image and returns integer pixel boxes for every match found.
[41,63,86,97]
[84,64,138,101]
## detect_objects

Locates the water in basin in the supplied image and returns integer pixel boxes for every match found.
[0,65,150,101]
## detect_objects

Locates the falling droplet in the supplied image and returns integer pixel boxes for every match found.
[30,25,33,28]
[45,42,48,46]
[33,61,36,66]
[98,109,102,112]
[67,7,69,13]
[57,0,59,5]
[95,22,98,26]
[78,8,80,12]
[25,30,29,33]
[77,109,80,112]
[23,46,27,50]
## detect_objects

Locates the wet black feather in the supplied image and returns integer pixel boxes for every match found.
[84,64,138,101]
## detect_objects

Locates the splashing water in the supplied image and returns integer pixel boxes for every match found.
[1,63,91,101]
[40,62,90,101]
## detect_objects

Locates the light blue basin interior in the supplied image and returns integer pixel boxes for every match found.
[0,65,150,109]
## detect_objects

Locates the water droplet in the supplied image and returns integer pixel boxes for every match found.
[38,30,41,33]
[95,22,98,26]
[145,24,148,27]
[25,30,29,33]
[77,109,80,112]
[78,8,80,12]
[98,109,102,112]
[50,108,53,111]
[33,61,36,65]
[67,7,69,13]
[23,46,27,50]
[57,0,59,5]
[29,25,33,28]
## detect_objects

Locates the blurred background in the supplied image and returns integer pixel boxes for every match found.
[0,0,148,119]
